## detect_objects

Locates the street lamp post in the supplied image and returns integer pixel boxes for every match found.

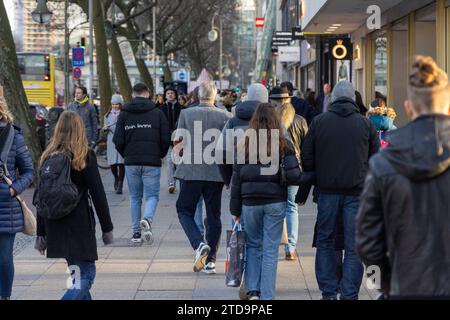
[88,0,94,100]
[209,13,223,91]
[31,0,53,24]
[153,4,157,90]
[64,0,70,107]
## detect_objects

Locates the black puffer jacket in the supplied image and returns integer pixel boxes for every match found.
[230,145,314,216]
[302,97,379,196]
[113,97,170,167]
[356,114,450,298]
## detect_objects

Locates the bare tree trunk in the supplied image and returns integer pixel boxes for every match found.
[109,34,132,102]
[0,2,41,168]
[131,44,154,97]
[92,0,112,122]
[164,59,173,82]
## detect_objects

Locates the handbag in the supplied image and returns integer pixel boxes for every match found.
[0,124,36,235]
[2,174,36,236]
[225,222,246,287]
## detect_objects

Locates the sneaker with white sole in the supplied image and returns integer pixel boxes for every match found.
[140,219,153,244]
[131,231,142,243]
[247,291,260,300]
[193,242,210,272]
[201,262,216,274]
[168,183,176,194]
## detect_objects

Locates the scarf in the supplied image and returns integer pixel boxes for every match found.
[75,96,90,106]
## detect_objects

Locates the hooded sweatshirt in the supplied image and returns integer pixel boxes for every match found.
[356,114,450,297]
[113,97,170,167]
[216,100,259,185]
[302,97,380,195]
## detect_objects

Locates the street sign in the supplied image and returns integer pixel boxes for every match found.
[73,67,82,79]
[272,41,290,46]
[72,48,85,67]
[278,46,300,62]
[272,36,293,42]
[178,69,186,81]
[275,31,293,37]
[292,27,304,40]
[256,18,264,28]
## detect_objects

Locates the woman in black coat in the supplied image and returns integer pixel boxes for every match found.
[35,111,114,300]
[230,103,313,300]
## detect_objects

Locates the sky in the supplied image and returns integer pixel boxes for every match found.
[4,0,15,30]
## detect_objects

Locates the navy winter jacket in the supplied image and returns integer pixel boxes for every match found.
[0,126,35,234]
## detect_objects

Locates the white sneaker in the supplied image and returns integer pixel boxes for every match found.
[193,243,210,272]
[140,219,153,244]
[201,262,216,275]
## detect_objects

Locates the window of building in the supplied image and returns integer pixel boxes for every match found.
[372,31,388,100]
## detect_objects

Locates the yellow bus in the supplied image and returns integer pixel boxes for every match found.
[17,52,56,107]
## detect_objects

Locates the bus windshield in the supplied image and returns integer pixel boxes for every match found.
[17,54,50,81]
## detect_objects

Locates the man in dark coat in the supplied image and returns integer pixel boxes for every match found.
[113,83,171,244]
[302,80,379,300]
[160,87,182,194]
[356,56,450,299]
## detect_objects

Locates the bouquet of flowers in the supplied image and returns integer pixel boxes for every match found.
[368,107,397,131]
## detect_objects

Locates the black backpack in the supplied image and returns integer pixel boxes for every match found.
[33,153,81,220]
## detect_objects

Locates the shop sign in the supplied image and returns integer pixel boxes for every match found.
[330,38,353,60]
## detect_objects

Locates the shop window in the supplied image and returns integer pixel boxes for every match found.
[373,31,388,100]
[415,3,437,59]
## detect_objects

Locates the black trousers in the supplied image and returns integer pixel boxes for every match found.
[110,164,125,183]
[176,180,224,264]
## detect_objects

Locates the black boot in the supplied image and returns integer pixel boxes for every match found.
[114,178,119,192]
[116,181,123,194]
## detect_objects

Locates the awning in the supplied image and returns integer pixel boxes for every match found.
[302,0,404,34]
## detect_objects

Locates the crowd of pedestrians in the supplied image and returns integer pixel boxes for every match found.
[0,55,448,300]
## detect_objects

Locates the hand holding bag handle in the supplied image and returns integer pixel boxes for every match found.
[1,172,36,236]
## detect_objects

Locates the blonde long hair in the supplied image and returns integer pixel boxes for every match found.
[40,111,89,171]
[0,97,14,123]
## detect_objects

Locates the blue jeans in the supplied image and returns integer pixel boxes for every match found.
[125,166,161,233]
[0,234,15,298]
[315,194,364,300]
[243,202,286,300]
[194,196,204,237]
[285,185,299,254]
[62,260,96,300]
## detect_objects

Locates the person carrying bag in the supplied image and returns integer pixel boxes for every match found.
[0,97,35,300]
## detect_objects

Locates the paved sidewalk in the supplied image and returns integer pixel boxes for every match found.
[11,167,378,300]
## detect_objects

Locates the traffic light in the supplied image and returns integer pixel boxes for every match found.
[80,37,86,48]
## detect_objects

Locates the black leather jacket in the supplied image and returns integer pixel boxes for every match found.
[356,114,450,298]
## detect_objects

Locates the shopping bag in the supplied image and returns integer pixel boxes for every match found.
[225,222,245,287]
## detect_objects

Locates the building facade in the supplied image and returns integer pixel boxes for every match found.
[17,0,65,53]
[301,0,450,126]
